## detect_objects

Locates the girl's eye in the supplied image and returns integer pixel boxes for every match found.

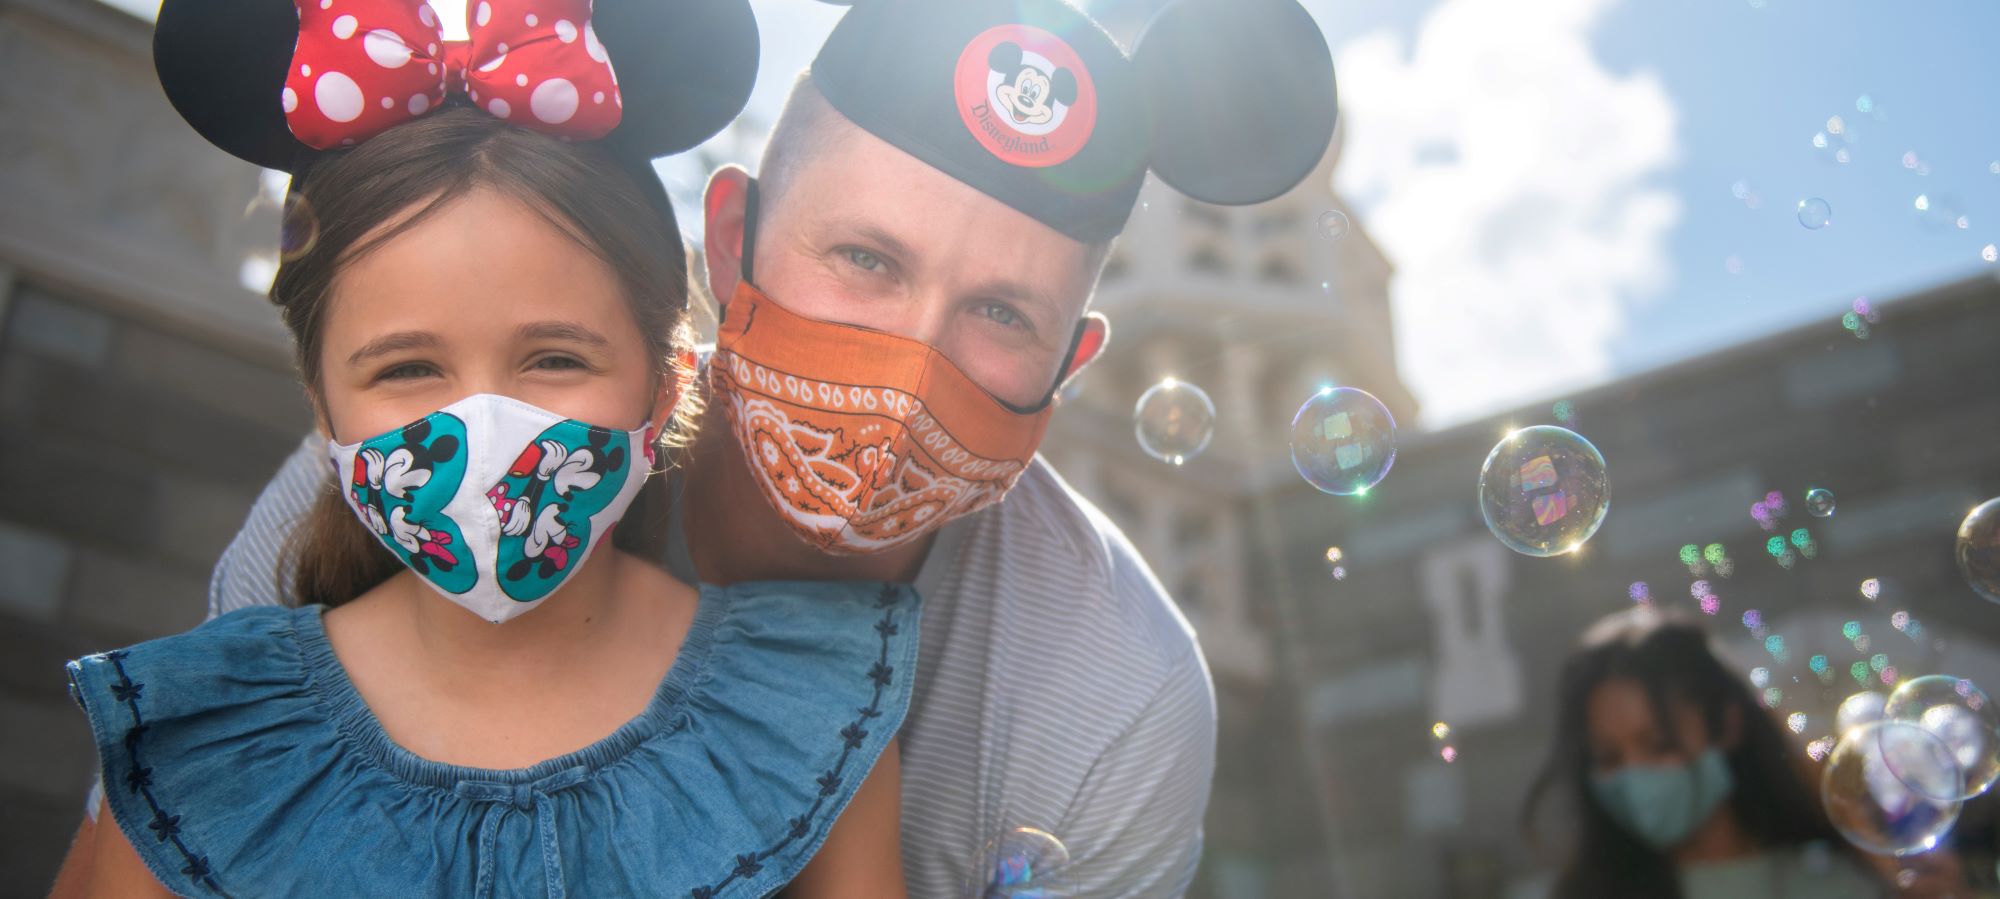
[379,362,437,381]
[845,248,887,273]
[534,355,587,372]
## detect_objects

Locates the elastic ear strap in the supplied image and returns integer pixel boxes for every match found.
[1013,316,1091,415]
[740,176,761,285]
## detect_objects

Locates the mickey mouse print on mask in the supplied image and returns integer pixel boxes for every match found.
[329,394,655,623]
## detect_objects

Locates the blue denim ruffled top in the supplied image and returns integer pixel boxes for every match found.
[66,580,920,898]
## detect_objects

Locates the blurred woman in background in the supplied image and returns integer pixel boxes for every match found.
[1523,607,1886,898]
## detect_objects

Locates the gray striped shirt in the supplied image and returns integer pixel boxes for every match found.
[198,434,1215,896]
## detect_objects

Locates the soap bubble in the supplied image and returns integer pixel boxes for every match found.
[1809,737,1837,762]
[1958,498,2000,603]
[1324,546,1343,564]
[1432,722,1452,741]
[1134,379,1215,465]
[1852,663,1872,687]
[1628,581,1651,603]
[976,826,1072,898]
[1811,655,1830,674]
[1843,621,1864,641]
[1476,426,1609,557]
[1692,580,1714,600]
[1316,210,1351,240]
[1892,611,1910,631]
[1752,667,1772,689]
[1870,654,1890,673]
[1765,687,1785,708]
[1552,399,1577,424]
[1797,198,1833,229]
[1289,387,1397,496]
[1985,244,1998,264]
[1821,720,1963,855]
[1440,745,1458,763]
[1766,635,1788,658]
[1742,609,1763,629]
[1806,489,1837,518]
[1885,676,2000,801]
[1790,713,1810,734]
[1700,595,1721,615]
[1331,566,1347,581]
[1840,692,1888,734]
[1862,579,1882,601]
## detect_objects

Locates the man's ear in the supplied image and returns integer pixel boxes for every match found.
[1057,312,1110,387]
[703,165,753,316]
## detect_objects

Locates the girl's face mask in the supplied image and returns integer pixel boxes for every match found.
[327,393,656,623]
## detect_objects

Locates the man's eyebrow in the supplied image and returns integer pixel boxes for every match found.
[847,224,917,267]
[347,330,440,366]
[517,321,612,348]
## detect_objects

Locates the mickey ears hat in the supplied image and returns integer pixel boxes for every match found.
[810,0,1337,243]
[153,0,758,182]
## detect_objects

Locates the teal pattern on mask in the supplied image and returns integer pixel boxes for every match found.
[347,413,475,594]
[486,420,632,602]
[1590,746,1736,850]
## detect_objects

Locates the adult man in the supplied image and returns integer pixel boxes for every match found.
[78,0,1336,893]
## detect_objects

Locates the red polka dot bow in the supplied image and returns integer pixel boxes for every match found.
[282,0,622,149]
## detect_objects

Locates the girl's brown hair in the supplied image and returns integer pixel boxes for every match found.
[274,106,699,608]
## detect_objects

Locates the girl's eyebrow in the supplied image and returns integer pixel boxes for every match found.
[347,331,440,366]
[517,321,612,348]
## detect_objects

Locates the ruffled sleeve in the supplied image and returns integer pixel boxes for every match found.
[67,606,313,897]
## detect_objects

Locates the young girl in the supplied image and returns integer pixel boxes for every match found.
[1523,608,1885,899]
[60,2,914,895]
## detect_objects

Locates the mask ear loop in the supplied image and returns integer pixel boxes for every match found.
[735,176,761,298]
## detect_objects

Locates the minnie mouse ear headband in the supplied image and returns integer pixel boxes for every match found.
[153,0,758,212]
[809,0,1337,243]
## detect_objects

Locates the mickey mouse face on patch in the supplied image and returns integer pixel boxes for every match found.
[955,24,1096,167]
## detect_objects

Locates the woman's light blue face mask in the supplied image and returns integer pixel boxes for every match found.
[1590,746,1736,850]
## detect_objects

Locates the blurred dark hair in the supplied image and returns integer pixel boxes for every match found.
[1522,607,1869,899]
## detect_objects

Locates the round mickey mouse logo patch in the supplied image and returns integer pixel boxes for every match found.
[954,24,1097,168]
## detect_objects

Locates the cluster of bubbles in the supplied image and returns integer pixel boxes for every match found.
[1477,426,1610,557]
[1819,675,2000,855]
[1432,721,1456,763]
[1290,388,1398,496]
[974,827,1072,898]
[1842,297,1880,340]
[1132,378,1215,465]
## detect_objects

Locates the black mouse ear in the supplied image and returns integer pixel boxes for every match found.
[594,0,761,160]
[1051,68,1078,106]
[1133,0,1337,206]
[154,0,318,172]
[988,41,1023,74]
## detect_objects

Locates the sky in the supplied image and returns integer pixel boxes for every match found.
[101,0,2000,430]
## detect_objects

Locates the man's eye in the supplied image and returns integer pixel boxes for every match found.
[980,302,1023,329]
[379,362,437,381]
[845,248,887,273]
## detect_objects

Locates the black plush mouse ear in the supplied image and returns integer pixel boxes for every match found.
[594,0,761,160]
[1133,0,1337,206]
[154,0,318,172]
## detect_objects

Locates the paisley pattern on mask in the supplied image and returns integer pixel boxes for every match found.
[709,286,1048,555]
[346,413,474,593]
[486,419,633,602]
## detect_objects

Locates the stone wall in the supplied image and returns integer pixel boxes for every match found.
[0,0,306,892]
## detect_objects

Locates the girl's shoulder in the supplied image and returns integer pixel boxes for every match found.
[64,583,924,896]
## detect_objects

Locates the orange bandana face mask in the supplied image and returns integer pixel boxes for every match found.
[710,281,1079,555]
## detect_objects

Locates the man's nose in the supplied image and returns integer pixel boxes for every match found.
[887,294,953,351]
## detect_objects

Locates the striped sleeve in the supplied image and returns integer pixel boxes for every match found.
[1060,643,1217,897]
[207,433,327,619]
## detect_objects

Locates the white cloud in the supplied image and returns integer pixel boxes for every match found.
[1331,0,1681,428]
